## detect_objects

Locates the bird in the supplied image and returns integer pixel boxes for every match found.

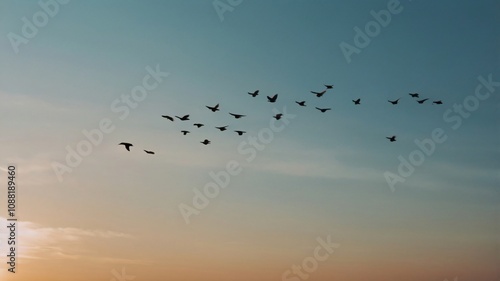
[144,150,155,154]
[409,93,419,98]
[118,142,133,151]
[229,113,246,119]
[206,103,220,112]
[181,130,190,135]
[175,114,190,121]
[388,98,400,105]
[295,101,306,106]
[267,94,278,103]
[161,115,174,121]
[248,90,259,97]
[386,136,396,142]
[417,98,429,104]
[215,126,228,131]
[311,90,326,97]
[273,113,283,120]
[234,130,246,136]
[315,107,331,113]
[193,123,204,128]
[353,98,361,105]
[201,139,211,145]
[325,85,334,89]
[433,100,443,105]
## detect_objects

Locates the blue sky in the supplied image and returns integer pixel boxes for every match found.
[0,1,498,280]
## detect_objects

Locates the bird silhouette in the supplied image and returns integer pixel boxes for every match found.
[353,98,361,105]
[386,136,396,142]
[175,115,190,121]
[193,123,204,128]
[388,98,400,105]
[417,98,429,104]
[267,94,278,103]
[181,130,190,135]
[144,150,155,154]
[234,130,246,136]
[119,142,133,151]
[206,103,220,112]
[295,101,306,106]
[433,100,443,105]
[315,107,331,113]
[215,126,228,131]
[229,113,246,119]
[161,115,174,121]
[248,90,259,97]
[409,93,419,98]
[273,113,283,120]
[201,139,211,145]
[325,85,334,89]
[311,90,326,97]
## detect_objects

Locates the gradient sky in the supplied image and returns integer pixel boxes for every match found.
[0,1,498,280]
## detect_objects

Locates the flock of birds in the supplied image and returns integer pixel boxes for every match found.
[118,86,443,154]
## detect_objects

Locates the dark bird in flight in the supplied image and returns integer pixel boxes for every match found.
[144,150,155,154]
[206,103,220,112]
[311,90,326,97]
[274,113,283,120]
[161,115,174,121]
[234,130,246,136]
[417,98,429,104]
[215,126,228,131]
[353,98,361,105]
[433,100,443,105]
[193,123,204,128]
[267,94,278,103]
[295,101,306,106]
[201,139,211,145]
[315,107,331,113]
[388,98,400,105]
[386,136,397,142]
[175,115,190,121]
[248,90,259,97]
[181,130,190,135]
[118,142,133,151]
[325,85,334,89]
[409,93,419,98]
[229,113,246,119]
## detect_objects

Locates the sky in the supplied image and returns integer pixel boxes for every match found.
[0,0,498,280]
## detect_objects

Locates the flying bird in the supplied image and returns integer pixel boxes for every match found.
[193,123,204,128]
[315,107,331,113]
[248,90,259,97]
[267,94,278,103]
[215,126,228,131]
[234,130,246,136]
[206,103,220,112]
[311,90,326,97]
[295,101,306,106]
[409,93,419,98]
[386,136,397,142]
[433,100,443,105]
[181,130,190,135]
[161,115,174,121]
[229,113,246,119]
[388,98,400,105]
[325,85,334,89]
[118,142,133,151]
[417,98,429,104]
[273,113,283,120]
[175,115,190,121]
[201,139,211,145]
[144,150,155,154]
[353,98,361,105]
